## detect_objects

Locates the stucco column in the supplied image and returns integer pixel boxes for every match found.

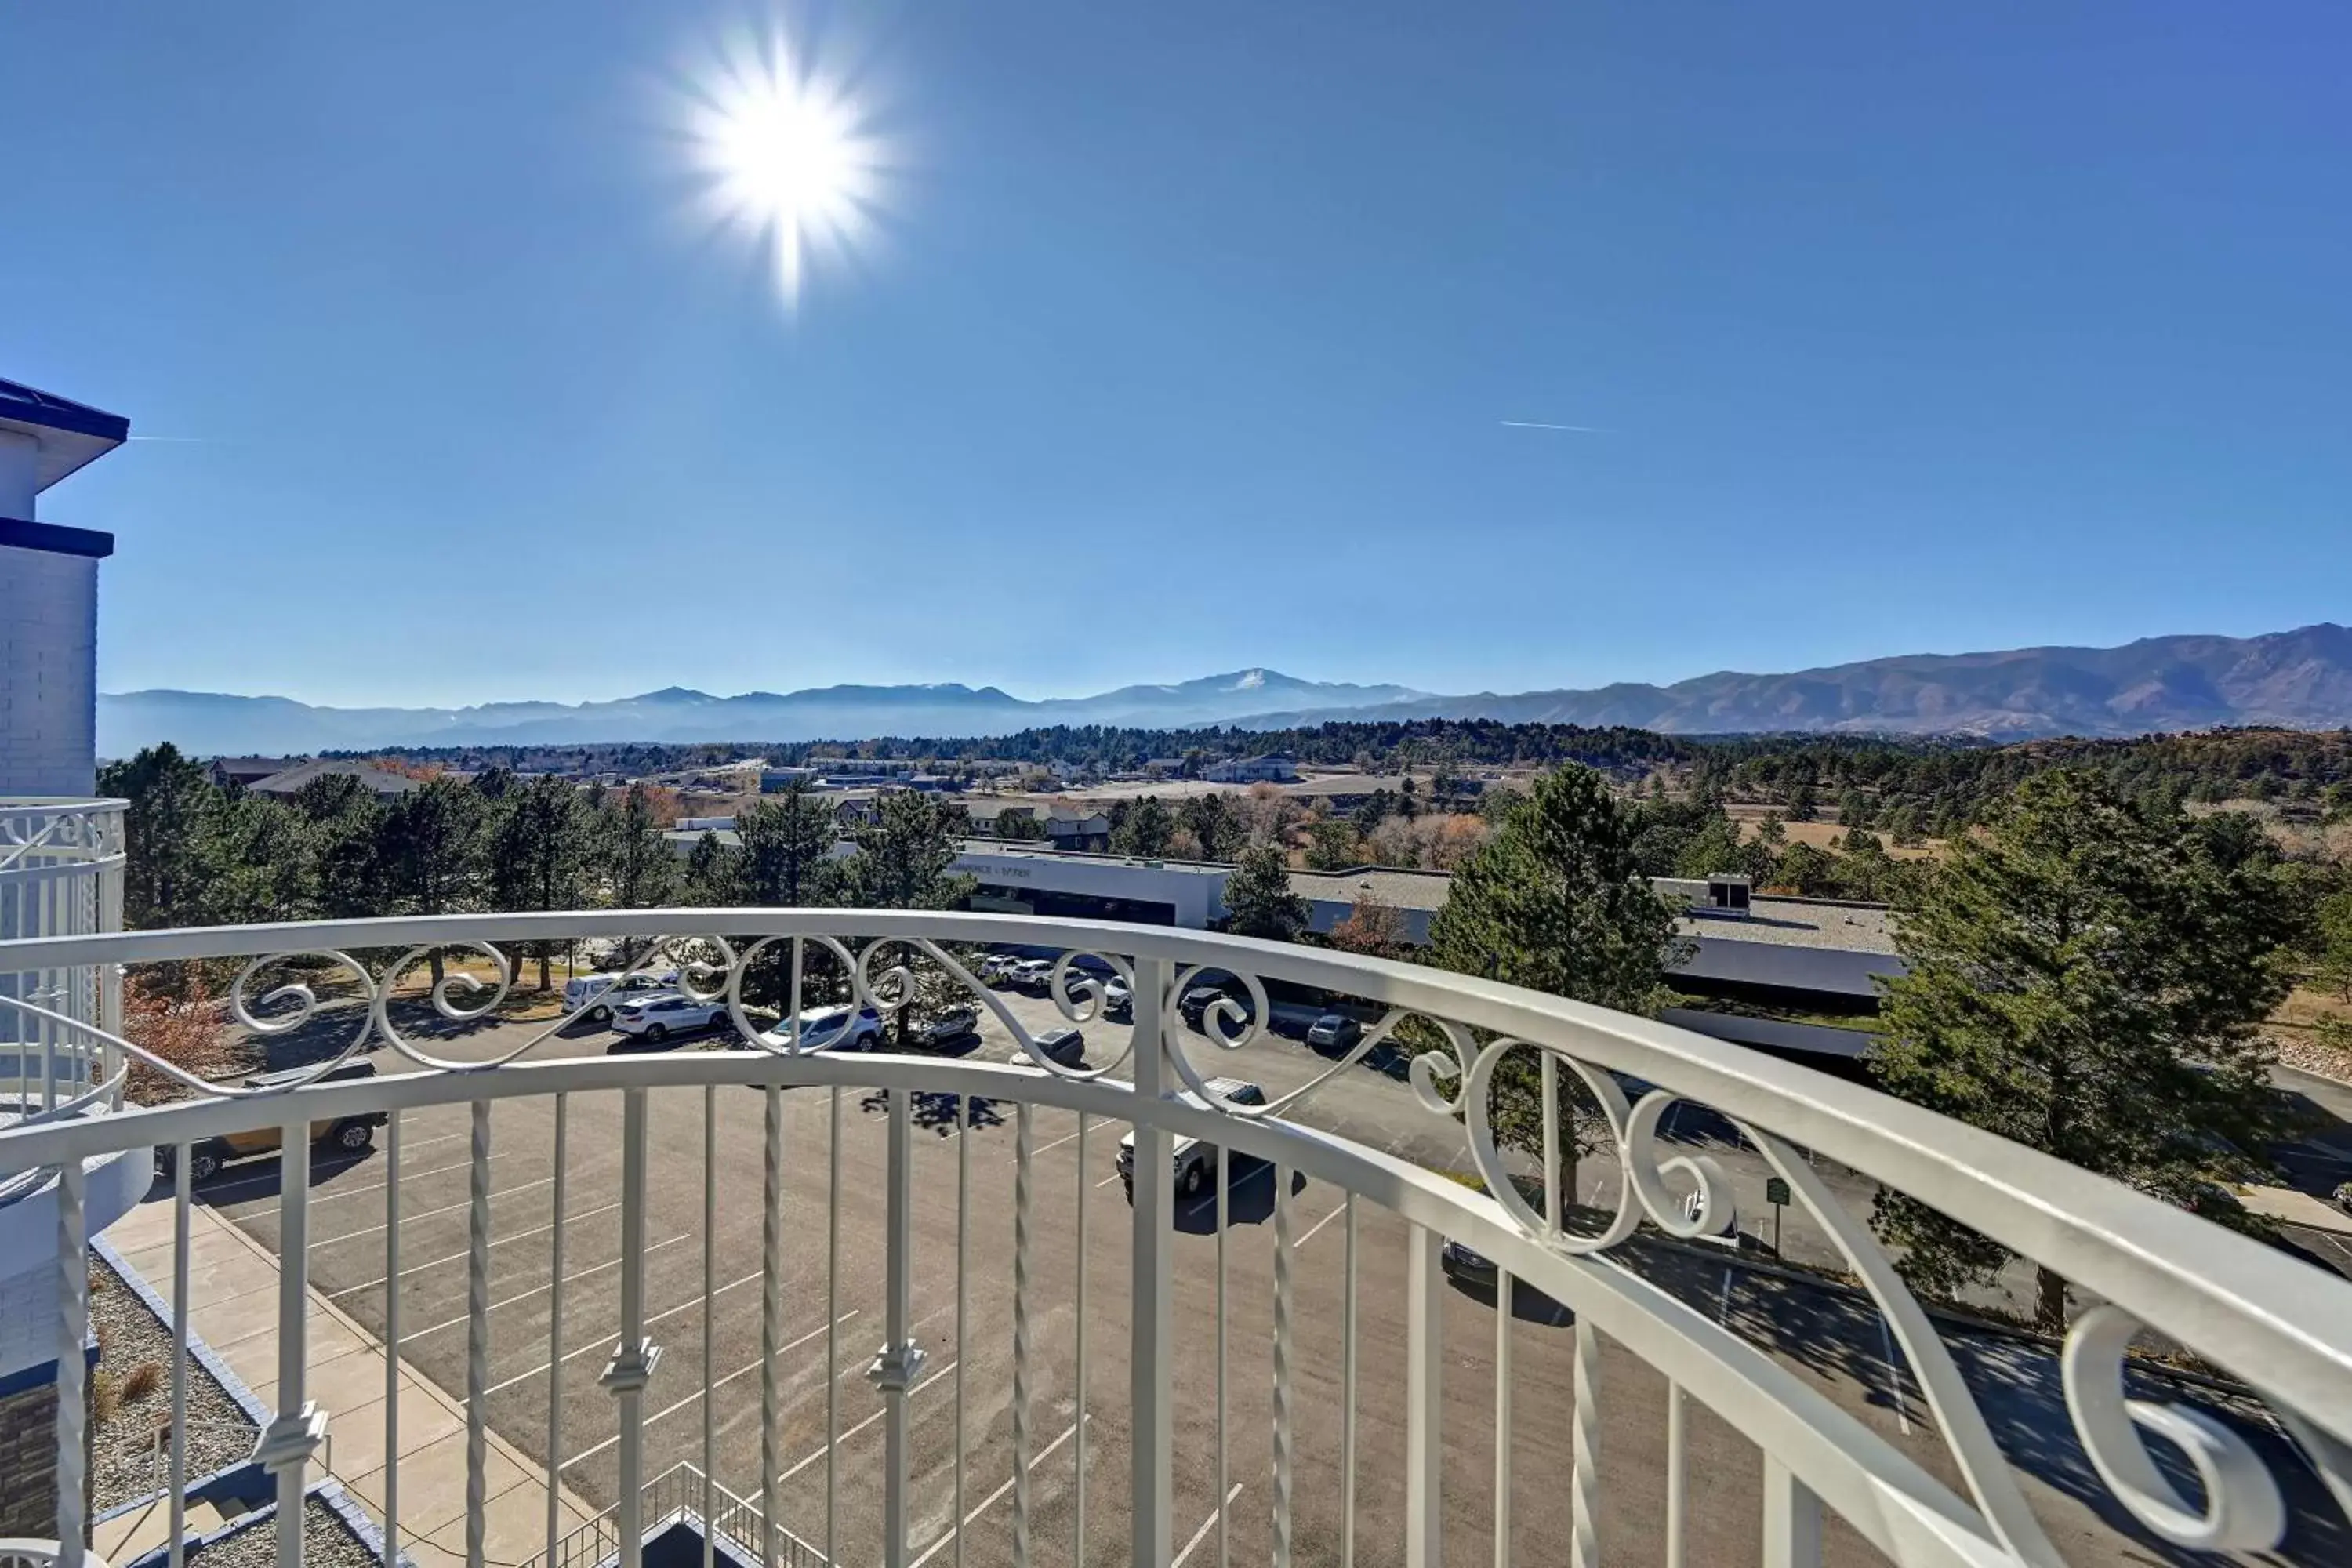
[0,429,37,517]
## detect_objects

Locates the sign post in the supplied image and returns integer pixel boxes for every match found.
[1764,1175,1791,1258]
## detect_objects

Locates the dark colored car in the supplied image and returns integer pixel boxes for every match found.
[157,1058,387,1183]
[1439,1238,1498,1288]
[1306,1013,1362,1050]
[1180,985,1252,1031]
[1036,1026,1085,1068]
[913,1007,980,1049]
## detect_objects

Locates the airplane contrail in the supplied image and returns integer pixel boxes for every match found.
[1500,419,1604,433]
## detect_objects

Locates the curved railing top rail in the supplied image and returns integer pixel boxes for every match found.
[5,906,2352,1560]
[5,904,2349,1437]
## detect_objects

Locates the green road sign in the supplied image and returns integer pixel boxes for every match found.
[1764,1176,1791,1207]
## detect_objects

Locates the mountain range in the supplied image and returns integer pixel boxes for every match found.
[99,624,2352,756]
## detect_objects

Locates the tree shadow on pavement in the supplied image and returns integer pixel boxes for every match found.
[855,1085,1010,1138]
[1624,1241,2348,1564]
[1173,1160,1304,1235]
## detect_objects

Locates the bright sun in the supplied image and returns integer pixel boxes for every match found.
[680,22,886,310]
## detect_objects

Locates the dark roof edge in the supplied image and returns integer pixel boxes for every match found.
[0,378,131,443]
[0,516,115,559]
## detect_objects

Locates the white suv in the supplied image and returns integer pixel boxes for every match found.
[611,992,726,1045]
[763,1004,887,1052]
[565,969,680,1022]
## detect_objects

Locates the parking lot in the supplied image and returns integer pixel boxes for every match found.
[183,980,2347,1567]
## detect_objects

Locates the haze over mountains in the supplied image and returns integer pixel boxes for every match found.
[100,624,2352,757]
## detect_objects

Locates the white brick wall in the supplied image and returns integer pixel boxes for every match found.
[0,544,98,796]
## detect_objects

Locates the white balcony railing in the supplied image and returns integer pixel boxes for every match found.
[1,909,2349,1568]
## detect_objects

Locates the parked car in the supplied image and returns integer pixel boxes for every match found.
[976,953,1023,984]
[913,1007,981,1050]
[155,1059,388,1183]
[1306,1013,1362,1051]
[1006,959,1055,992]
[564,969,679,1022]
[768,1004,887,1051]
[1116,1077,1267,1201]
[1181,984,1254,1034]
[612,992,727,1044]
[1035,1026,1085,1068]
[1439,1238,1497,1288]
[1100,977,1132,1018]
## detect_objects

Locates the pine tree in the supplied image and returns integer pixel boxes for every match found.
[1428,764,1690,1204]
[488,775,594,990]
[1111,795,1175,858]
[1221,845,1310,942]
[1870,771,2300,1327]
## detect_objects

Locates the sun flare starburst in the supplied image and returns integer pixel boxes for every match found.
[677,21,887,310]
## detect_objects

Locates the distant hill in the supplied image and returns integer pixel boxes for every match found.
[1228,624,2352,741]
[97,626,2352,756]
[96,669,1425,756]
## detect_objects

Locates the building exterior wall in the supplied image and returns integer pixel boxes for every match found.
[0,544,99,796]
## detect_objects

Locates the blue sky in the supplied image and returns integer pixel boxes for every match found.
[5,2,2347,710]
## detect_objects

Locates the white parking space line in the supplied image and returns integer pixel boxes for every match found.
[1171,1483,1244,1568]
[1094,1172,1125,1189]
[212,1151,514,1210]
[559,1311,860,1470]
[906,1414,1088,1568]
[1876,1316,1912,1436]
[328,1200,621,1298]
[315,1175,555,1246]
[403,1232,691,1346]
[476,1261,768,1397]
[1295,1201,1348,1250]
[776,1359,960,1485]
[1030,1128,1086,1159]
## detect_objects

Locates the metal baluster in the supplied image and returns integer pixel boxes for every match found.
[263,1120,322,1568]
[171,1142,191,1568]
[1493,1267,1512,1568]
[383,1113,401,1568]
[826,1084,842,1568]
[1762,1457,1821,1568]
[1272,1163,1295,1568]
[466,1100,492,1568]
[604,1090,661,1568]
[1216,1140,1228,1568]
[546,1093,569,1566]
[55,1149,88,1556]
[954,1084,971,1568]
[1073,1112,1090,1568]
[1340,1195,1357,1568]
[1012,1099,1034,1566]
[762,1085,786,1568]
[1404,1224,1442,1568]
[1665,1381,1686,1568]
[872,1085,925,1568]
[1541,1054,1562,1236]
[1570,1319,1600,1568]
[702,1085,717,1568]
[1128,954,1173,1568]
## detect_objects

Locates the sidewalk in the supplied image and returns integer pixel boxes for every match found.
[94,1197,595,1568]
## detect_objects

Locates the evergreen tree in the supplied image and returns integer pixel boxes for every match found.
[2316,890,2352,1004]
[1222,845,1310,942]
[1870,771,2301,1327]
[1179,793,1247,861]
[842,792,978,1044]
[379,778,488,981]
[1783,779,1820,822]
[1431,764,1688,1016]
[1428,765,1690,1203]
[98,745,222,929]
[293,774,388,924]
[598,783,677,912]
[736,782,841,906]
[488,775,594,990]
[1111,795,1176,858]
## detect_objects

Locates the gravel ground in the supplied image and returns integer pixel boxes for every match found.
[89,1258,261,1513]
[182,1500,379,1568]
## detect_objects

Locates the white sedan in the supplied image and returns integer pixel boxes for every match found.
[611,992,727,1045]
